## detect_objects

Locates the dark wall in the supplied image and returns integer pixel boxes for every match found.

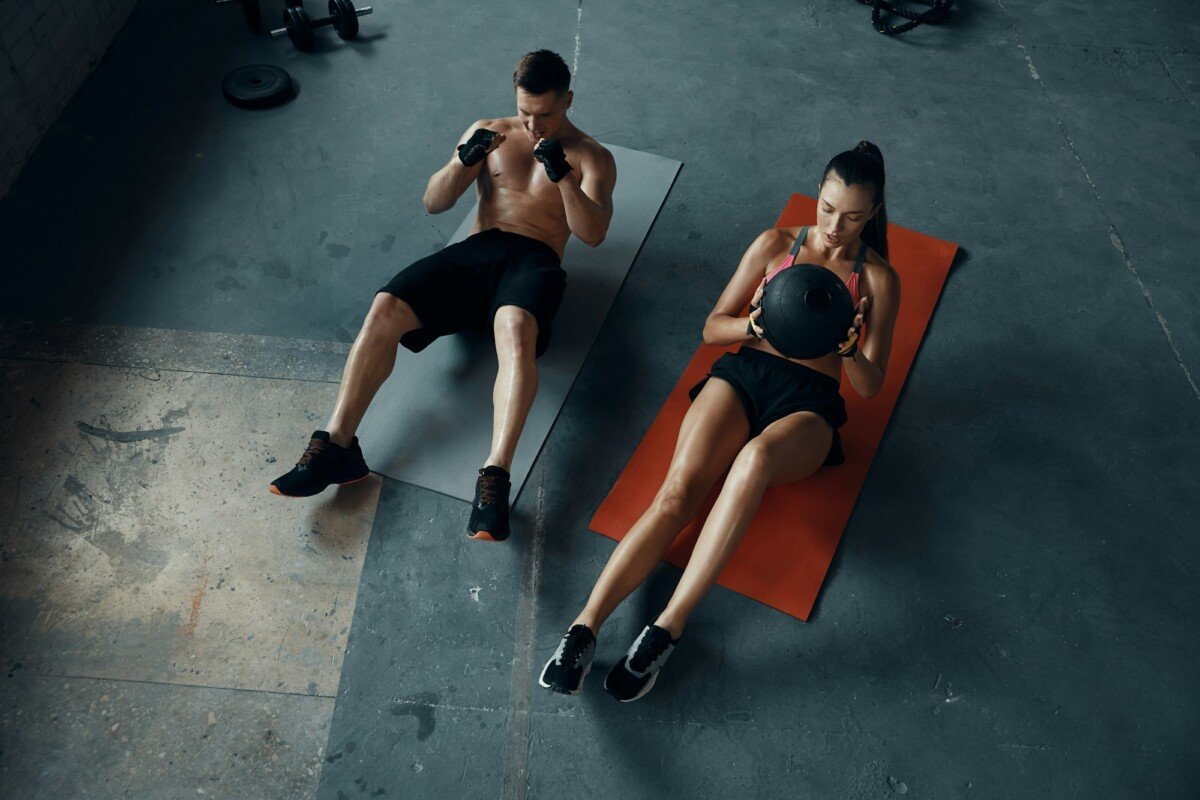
[0,0,137,198]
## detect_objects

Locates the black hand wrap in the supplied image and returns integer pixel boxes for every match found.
[533,139,572,182]
[457,128,498,167]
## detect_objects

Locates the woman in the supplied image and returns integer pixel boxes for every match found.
[540,141,901,701]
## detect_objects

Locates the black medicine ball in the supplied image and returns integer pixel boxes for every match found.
[760,264,854,359]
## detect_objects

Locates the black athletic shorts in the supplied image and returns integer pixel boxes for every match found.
[688,346,849,466]
[377,228,566,359]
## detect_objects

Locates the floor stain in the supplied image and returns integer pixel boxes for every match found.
[75,421,185,443]
[391,692,438,741]
[179,557,211,637]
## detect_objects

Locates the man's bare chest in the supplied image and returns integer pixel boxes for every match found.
[483,140,578,196]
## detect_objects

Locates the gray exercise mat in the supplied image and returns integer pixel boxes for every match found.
[357,144,681,501]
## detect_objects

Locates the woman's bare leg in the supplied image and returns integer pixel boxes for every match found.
[654,412,834,637]
[571,379,750,633]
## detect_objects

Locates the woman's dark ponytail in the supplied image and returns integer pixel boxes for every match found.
[822,140,888,260]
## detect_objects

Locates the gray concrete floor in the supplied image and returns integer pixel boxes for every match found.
[2,0,1199,798]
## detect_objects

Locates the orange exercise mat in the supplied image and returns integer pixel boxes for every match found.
[589,193,958,621]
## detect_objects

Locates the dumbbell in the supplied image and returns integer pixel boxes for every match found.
[215,0,262,33]
[271,0,373,51]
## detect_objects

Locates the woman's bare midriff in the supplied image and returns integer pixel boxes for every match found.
[741,339,844,383]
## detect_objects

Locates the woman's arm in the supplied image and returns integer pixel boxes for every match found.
[702,228,786,346]
[841,263,901,399]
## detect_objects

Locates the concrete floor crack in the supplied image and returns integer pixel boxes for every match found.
[998,1,1200,403]
[500,464,548,800]
[32,671,337,700]
[1158,53,1198,110]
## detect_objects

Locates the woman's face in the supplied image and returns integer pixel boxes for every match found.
[815,175,877,248]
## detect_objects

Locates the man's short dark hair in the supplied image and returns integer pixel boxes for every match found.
[513,50,571,96]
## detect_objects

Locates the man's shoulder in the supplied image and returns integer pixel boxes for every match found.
[572,133,608,154]
[570,135,615,170]
[476,116,519,132]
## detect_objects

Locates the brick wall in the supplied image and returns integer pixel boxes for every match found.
[0,0,137,200]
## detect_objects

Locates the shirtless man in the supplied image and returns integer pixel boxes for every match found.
[269,50,617,543]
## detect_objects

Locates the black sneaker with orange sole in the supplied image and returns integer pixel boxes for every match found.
[467,465,511,541]
[269,430,370,498]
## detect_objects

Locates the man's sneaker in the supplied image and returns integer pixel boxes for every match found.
[603,624,678,703]
[538,625,596,696]
[467,465,511,541]
[269,431,370,498]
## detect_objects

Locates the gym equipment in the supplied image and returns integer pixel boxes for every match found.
[271,0,373,51]
[858,0,955,35]
[591,193,959,621]
[222,64,296,109]
[356,145,681,502]
[215,0,262,33]
[275,5,315,50]
[760,263,855,359]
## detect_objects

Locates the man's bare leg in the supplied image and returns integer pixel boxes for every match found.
[468,305,539,541]
[485,305,540,470]
[270,293,422,498]
[326,293,423,448]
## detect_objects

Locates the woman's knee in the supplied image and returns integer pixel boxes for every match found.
[728,439,774,486]
[651,473,709,523]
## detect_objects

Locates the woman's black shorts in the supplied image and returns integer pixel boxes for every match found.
[688,346,849,466]
[377,228,566,359]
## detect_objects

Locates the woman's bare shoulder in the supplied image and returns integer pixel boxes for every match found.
[862,247,900,286]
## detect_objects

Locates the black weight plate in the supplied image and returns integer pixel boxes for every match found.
[222,64,296,109]
[330,0,359,39]
[284,6,316,50]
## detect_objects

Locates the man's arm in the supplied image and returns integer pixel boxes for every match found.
[423,120,504,214]
[555,145,616,247]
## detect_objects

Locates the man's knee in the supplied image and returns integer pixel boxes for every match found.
[493,306,539,356]
[364,293,419,338]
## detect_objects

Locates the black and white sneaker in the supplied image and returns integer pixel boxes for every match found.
[538,624,596,696]
[603,624,678,703]
[269,431,370,498]
[468,465,511,541]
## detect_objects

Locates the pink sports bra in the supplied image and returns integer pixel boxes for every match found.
[764,226,864,305]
